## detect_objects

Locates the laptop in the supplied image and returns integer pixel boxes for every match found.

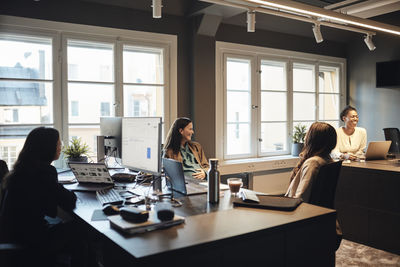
[365,141,392,160]
[162,158,210,196]
[65,162,114,191]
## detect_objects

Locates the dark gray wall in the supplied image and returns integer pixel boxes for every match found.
[347,13,400,142]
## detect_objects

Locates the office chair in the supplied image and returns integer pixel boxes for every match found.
[383,128,400,154]
[0,160,25,266]
[307,160,343,251]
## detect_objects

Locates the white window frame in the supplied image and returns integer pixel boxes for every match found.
[216,41,346,161]
[0,15,177,155]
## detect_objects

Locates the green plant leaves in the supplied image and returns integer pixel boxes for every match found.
[63,137,90,158]
[293,123,307,144]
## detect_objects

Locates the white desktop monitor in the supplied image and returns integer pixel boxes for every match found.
[121,117,162,175]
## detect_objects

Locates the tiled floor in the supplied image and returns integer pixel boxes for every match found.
[336,239,400,267]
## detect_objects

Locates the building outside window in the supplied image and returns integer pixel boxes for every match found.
[217,42,345,160]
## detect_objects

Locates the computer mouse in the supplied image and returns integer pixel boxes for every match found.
[102,204,120,216]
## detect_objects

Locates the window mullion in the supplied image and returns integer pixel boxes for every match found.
[115,40,123,117]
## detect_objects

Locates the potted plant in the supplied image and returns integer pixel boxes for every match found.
[63,137,90,163]
[292,123,307,156]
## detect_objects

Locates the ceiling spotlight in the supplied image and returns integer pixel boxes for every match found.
[364,34,376,51]
[247,10,256,32]
[152,0,162,19]
[312,23,323,43]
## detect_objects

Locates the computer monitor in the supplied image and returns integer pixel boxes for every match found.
[121,117,162,176]
[100,117,122,158]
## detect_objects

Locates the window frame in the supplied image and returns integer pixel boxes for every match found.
[0,15,177,167]
[216,41,346,161]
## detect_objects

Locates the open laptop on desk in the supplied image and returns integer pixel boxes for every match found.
[162,158,209,196]
[65,162,114,191]
[162,158,228,196]
[365,141,392,160]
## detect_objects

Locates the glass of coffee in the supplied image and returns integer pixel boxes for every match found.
[227,178,243,197]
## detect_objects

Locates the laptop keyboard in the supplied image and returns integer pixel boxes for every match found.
[96,188,124,205]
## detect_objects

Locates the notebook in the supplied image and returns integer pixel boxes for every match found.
[65,162,114,191]
[162,158,209,196]
[365,141,392,160]
[233,195,303,211]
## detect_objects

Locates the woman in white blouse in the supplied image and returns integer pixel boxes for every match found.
[331,105,367,160]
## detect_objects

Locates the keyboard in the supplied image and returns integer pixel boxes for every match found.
[96,188,125,206]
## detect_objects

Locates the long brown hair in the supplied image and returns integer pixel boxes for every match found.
[164,117,192,154]
[289,122,337,182]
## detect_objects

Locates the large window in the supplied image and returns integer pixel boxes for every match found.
[0,16,177,168]
[217,42,345,160]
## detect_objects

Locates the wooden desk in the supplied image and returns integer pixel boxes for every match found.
[73,190,337,267]
[335,160,400,254]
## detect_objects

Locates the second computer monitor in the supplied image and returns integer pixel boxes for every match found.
[100,117,122,158]
[121,117,162,175]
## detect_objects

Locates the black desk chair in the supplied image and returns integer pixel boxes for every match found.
[0,160,30,267]
[383,128,400,154]
[307,160,343,251]
[308,160,343,209]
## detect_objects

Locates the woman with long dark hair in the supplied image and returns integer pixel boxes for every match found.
[0,127,85,267]
[163,117,209,179]
[285,122,337,201]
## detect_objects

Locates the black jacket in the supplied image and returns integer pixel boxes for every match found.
[0,163,76,245]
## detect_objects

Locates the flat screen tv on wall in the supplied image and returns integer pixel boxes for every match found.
[376,60,400,87]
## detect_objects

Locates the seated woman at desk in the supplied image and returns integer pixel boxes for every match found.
[331,105,367,160]
[0,127,86,267]
[163,117,209,180]
[285,122,337,202]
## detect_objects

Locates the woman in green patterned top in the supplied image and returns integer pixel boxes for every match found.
[163,117,209,180]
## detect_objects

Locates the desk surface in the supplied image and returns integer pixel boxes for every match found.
[73,190,335,260]
[342,159,400,172]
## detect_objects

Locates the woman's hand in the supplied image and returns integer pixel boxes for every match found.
[192,169,206,180]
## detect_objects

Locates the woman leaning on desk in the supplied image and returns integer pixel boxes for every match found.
[285,122,337,202]
[0,127,86,267]
[163,117,209,180]
[331,105,367,161]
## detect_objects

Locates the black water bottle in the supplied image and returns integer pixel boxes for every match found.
[207,158,220,204]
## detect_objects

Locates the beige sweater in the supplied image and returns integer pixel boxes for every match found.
[285,156,331,202]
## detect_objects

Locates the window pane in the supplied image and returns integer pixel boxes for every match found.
[123,85,164,117]
[260,122,287,153]
[293,64,315,92]
[319,94,339,120]
[293,93,315,120]
[261,92,287,121]
[123,46,164,84]
[68,83,114,123]
[319,66,339,93]
[0,125,38,169]
[0,81,53,124]
[67,40,114,82]
[227,123,250,155]
[260,61,286,91]
[227,91,250,123]
[227,58,250,91]
[321,121,339,129]
[68,125,100,160]
[0,35,52,80]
